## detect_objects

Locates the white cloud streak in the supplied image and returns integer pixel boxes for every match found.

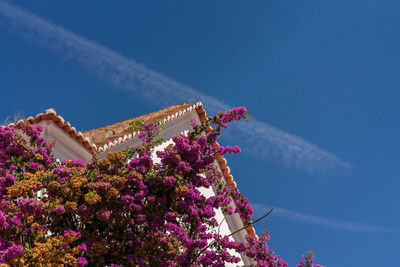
[0,1,350,172]
[253,203,394,233]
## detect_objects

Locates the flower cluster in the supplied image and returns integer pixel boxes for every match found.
[0,107,322,266]
[297,251,325,267]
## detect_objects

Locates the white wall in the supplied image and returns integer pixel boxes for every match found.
[37,111,252,266]
[153,140,245,266]
[39,120,93,162]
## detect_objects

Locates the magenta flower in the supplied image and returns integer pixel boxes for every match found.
[10,216,21,226]
[77,243,87,253]
[77,257,88,266]
[77,205,90,217]
[190,118,198,127]
[174,161,191,175]
[0,111,324,266]
[28,162,44,170]
[0,211,8,229]
[55,205,65,214]
[163,176,176,187]
[3,245,23,261]
[96,209,111,222]
[2,174,16,187]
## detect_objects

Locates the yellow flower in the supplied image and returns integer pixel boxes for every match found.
[70,176,88,191]
[84,191,102,205]
[107,188,119,198]
[27,216,34,224]
[64,201,77,212]
[107,151,126,165]
[35,153,44,161]
[7,174,42,198]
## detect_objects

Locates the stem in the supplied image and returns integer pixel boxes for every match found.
[191,208,274,264]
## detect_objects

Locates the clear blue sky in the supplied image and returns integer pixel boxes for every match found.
[0,1,399,265]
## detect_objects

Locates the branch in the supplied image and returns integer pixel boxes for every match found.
[217,216,226,235]
[191,208,274,264]
[229,208,273,238]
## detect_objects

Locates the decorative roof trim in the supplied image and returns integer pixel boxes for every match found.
[95,102,203,153]
[85,102,255,236]
[195,105,256,236]
[13,103,254,236]
[10,108,97,155]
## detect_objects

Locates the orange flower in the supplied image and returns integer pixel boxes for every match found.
[84,191,102,205]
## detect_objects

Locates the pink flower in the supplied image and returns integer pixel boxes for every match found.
[190,118,198,127]
[3,245,23,261]
[55,205,65,214]
[0,211,8,229]
[77,257,88,266]
[96,209,111,222]
[77,243,87,253]
[28,162,44,170]
[163,176,176,187]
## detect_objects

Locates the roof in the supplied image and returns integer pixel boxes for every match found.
[10,108,96,154]
[83,103,254,235]
[14,103,255,236]
[196,106,255,236]
[83,103,203,152]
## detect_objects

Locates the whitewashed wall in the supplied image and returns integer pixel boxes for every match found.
[153,140,245,267]
[34,110,253,266]
[38,120,93,163]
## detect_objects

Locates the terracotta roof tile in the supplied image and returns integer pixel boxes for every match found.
[10,108,96,155]
[83,103,203,152]
[14,103,254,236]
[84,102,255,236]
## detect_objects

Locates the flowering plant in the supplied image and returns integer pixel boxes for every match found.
[297,251,324,267]
[0,107,321,266]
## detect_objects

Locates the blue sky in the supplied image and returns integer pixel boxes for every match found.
[0,1,398,265]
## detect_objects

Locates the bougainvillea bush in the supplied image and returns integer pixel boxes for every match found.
[0,107,322,266]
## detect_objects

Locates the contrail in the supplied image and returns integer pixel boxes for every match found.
[0,1,350,172]
[253,203,394,233]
